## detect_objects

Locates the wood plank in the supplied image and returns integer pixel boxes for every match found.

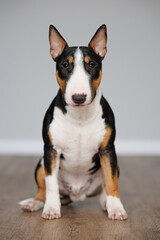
[0,156,159,240]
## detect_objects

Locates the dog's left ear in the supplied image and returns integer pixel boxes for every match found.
[49,25,68,61]
[89,24,107,59]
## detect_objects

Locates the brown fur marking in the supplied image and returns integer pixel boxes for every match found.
[51,155,57,173]
[67,56,73,64]
[100,155,120,198]
[92,70,102,95]
[56,70,66,94]
[61,41,66,53]
[84,56,90,64]
[48,130,53,145]
[100,125,112,149]
[35,165,46,202]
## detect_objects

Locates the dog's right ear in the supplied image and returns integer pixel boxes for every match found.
[89,24,107,60]
[49,25,68,61]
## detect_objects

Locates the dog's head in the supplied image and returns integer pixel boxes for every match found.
[49,25,107,106]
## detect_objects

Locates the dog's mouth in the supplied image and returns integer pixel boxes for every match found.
[69,101,91,107]
[73,103,86,107]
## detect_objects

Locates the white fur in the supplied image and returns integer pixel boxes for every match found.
[59,169,103,202]
[19,198,44,212]
[42,157,61,219]
[65,48,92,106]
[49,89,106,201]
[106,195,127,220]
[18,198,34,205]
[99,187,107,211]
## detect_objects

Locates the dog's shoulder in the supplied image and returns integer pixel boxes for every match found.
[42,89,66,145]
[100,94,116,144]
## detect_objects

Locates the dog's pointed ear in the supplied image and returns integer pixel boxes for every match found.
[89,24,107,59]
[49,25,68,61]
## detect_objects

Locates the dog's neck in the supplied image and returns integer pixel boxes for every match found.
[65,88,102,123]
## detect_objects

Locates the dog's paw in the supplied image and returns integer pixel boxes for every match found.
[42,204,61,220]
[106,196,127,221]
[108,208,127,220]
[20,199,44,212]
[101,202,107,211]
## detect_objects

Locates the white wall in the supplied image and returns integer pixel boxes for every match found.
[0,0,160,154]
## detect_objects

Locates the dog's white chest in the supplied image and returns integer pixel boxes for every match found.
[49,103,105,173]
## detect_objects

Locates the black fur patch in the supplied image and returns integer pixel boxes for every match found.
[60,153,65,160]
[44,146,57,175]
[100,95,116,145]
[89,153,101,174]
[55,89,67,114]
[56,47,77,82]
[34,158,42,185]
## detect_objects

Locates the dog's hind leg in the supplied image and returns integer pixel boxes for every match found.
[19,158,45,212]
[19,198,44,212]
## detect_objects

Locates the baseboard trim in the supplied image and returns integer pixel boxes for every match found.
[115,140,160,156]
[0,140,43,156]
[0,139,160,156]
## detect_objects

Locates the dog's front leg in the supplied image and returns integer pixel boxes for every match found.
[42,145,61,220]
[100,148,127,220]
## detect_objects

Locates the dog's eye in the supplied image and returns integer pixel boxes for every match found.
[62,61,69,68]
[89,61,96,68]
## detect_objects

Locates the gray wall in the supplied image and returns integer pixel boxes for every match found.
[1,0,160,143]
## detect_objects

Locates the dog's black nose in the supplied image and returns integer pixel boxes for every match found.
[72,94,87,105]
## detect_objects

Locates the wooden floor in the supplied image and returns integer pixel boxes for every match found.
[0,156,160,240]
